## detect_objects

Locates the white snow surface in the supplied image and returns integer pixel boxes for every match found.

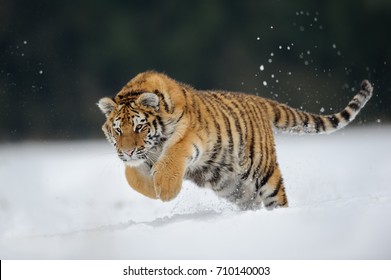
[0,126,390,259]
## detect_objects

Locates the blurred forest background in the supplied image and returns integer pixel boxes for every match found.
[1,0,390,141]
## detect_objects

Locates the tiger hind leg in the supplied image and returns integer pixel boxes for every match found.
[258,166,289,210]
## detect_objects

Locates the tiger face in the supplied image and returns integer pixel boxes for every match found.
[98,92,166,167]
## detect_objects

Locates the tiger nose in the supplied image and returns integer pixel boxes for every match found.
[123,149,135,157]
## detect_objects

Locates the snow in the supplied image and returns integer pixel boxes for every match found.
[0,126,390,259]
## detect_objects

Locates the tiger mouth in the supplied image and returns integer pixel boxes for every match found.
[118,152,146,167]
[120,151,145,162]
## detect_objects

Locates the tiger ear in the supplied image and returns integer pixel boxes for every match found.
[97,97,116,117]
[137,92,159,110]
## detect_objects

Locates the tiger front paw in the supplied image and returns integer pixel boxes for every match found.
[152,160,183,201]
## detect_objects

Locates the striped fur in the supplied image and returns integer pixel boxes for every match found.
[98,71,373,210]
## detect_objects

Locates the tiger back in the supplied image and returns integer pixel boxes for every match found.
[98,71,372,210]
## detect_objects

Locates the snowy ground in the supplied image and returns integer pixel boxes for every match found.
[0,125,390,259]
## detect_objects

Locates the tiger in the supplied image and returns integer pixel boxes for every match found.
[97,71,373,210]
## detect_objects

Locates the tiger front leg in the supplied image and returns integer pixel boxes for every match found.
[152,139,195,201]
[125,166,158,199]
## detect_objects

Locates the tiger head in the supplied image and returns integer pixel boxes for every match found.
[97,92,167,167]
[98,71,188,167]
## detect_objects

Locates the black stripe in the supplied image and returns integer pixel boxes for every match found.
[299,112,309,130]
[192,95,202,125]
[267,177,283,198]
[252,104,264,179]
[235,96,250,142]
[359,90,370,98]
[195,94,210,133]
[289,108,298,128]
[208,128,221,162]
[249,100,264,180]
[246,98,270,181]
[202,96,222,163]
[251,100,269,179]
[155,115,165,135]
[212,98,234,155]
[273,105,281,125]
[359,81,371,96]
[154,91,170,113]
[256,166,275,191]
[214,94,243,152]
[328,115,339,129]
[129,91,143,97]
[203,93,222,121]
[348,102,360,111]
[224,117,234,154]
[209,166,222,185]
[208,93,233,171]
[281,106,290,128]
[303,113,309,129]
[152,119,157,130]
[265,201,277,208]
[228,98,246,150]
[284,107,294,128]
[241,103,256,181]
[175,110,185,124]
[193,144,200,161]
[181,88,188,100]
[341,110,351,122]
[314,116,325,132]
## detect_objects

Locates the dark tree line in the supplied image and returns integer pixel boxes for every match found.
[1,0,390,141]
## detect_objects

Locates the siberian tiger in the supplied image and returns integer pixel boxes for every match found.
[98,71,372,210]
